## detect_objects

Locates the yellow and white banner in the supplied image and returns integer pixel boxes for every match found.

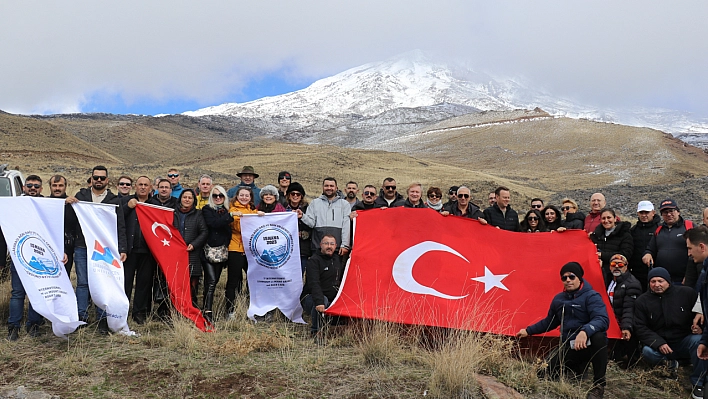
[72,201,132,334]
[0,197,84,337]
[241,212,305,323]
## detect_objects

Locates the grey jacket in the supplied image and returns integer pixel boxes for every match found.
[301,195,351,251]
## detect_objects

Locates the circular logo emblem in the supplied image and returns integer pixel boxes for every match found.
[249,224,293,269]
[14,232,61,277]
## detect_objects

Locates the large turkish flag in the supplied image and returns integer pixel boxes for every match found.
[325,208,621,339]
[136,203,209,332]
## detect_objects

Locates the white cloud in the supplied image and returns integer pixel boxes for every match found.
[1,0,706,116]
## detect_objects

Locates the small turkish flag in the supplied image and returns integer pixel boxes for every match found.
[325,208,620,338]
[136,203,209,331]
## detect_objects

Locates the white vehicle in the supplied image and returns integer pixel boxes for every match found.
[0,164,24,197]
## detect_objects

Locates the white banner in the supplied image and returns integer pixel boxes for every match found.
[72,201,132,333]
[0,197,84,337]
[241,212,305,323]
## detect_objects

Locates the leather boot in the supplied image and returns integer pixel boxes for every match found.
[586,385,604,399]
[7,326,19,341]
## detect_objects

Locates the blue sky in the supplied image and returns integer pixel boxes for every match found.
[1,1,706,119]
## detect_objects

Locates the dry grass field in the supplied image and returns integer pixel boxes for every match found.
[2,109,708,397]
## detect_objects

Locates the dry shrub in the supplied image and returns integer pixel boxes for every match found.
[217,325,292,357]
[167,316,201,355]
[58,332,97,377]
[356,320,404,367]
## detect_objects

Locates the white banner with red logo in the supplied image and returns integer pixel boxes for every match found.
[326,208,621,338]
[72,201,131,334]
[0,197,84,338]
[241,213,305,323]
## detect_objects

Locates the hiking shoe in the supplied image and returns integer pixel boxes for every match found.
[7,326,19,341]
[692,385,704,399]
[665,359,679,379]
[98,318,110,335]
[586,385,604,399]
[26,324,41,338]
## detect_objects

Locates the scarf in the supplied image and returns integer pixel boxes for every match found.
[427,199,443,211]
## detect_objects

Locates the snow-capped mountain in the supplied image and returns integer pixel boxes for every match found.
[184,50,708,145]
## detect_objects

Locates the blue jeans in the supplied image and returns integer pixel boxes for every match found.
[8,263,43,328]
[642,334,707,386]
[74,247,106,322]
[302,295,330,334]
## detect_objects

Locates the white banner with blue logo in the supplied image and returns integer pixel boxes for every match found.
[241,212,305,323]
[72,201,132,334]
[0,197,84,338]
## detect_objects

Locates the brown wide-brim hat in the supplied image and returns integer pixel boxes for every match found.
[236,166,259,179]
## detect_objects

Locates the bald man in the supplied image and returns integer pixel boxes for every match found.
[584,193,606,233]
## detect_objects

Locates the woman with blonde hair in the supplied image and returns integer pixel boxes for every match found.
[201,185,233,324]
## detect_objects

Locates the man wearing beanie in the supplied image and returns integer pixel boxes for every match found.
[634,266,705,399]
[517,262,609,399]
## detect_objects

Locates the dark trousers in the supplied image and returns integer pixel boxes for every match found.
[203,260,227,313]
[153,266,171,318]
[226,252,248,314]
[546,331,607,387]
[124,252,156,320]
[64,244,74,276]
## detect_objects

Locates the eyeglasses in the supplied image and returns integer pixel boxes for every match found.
[531,204,543,209]
[384,186,396,191]
[289,192,302,197]
[457,194,470,199]
[561,206,573,211]
[363,191,376,196]
[561,274,577,281]
[211,194,225,199]
[610,261,626,268]
[118,182,132,186]
[92,175,107,181]
[428,194,441,199]
[167,173,179,178]
[527,216,539,221]
[660,209,677,215]
[25,183,41,188]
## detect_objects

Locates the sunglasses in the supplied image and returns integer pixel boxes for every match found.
[167,173,179,178]
[527,216,539,221]
[561,206,573,211]
[118,182,132,186]
[289,192,302,197]
[610,261,626,268]
[211,193,225,199]
[92,175,107,181]
[25,183,41,188]
[531,204,543,209]
[384,186,396,191]
[561,274,577,281]
[363,191,376,196]
[428,194,441,199]
[457,194,470,199]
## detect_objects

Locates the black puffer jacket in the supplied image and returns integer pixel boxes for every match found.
[201,205,234,248]
[443,201,484,220]
[173,207,208,276]
[287,202,313,258]
[121,194,151,254]
[483,204,520,232]
[563,211,586,230]
[644,217,693,282]
[608,272,642,332]
[373,191,405,208]
[301,251,342,307]
[402,198,427,208]
[591,221,634,267]
[148,195,177,209]
[69,188,127,253]
[629,214,661,286]
[634,284,698,350]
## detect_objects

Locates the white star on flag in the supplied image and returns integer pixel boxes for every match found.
[471,266,509,293]
[161,239,170,246]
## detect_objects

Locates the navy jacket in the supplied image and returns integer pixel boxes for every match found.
[483,203,520,232]
[526,281,609,341]
[643,217,693,281]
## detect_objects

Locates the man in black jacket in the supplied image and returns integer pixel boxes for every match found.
[373,177,405,208]
[689,227,708,399]
[629,201,661,291]
[148,179,177,209]
[66,166,127,334]
[605,254,642,363]
[634,267,706,397]
[301,235,342,341]
[642,199,694,284]
[441,186,487,222]
[483,186,519,231]
[49,174,77,275]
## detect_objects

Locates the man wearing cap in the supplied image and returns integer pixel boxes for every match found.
[445,186,459,207]
[227,166,262,206]
[517,262,608,399]
[373,177,405,208]
[629,201,661,291]
[642,199,694,284]
[634,267,705,398]
[277,171,291,206]
[606,254,642,363]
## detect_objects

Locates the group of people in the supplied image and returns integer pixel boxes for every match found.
[4,166,708,399]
